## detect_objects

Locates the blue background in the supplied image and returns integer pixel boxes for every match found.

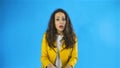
[0,0,120,68]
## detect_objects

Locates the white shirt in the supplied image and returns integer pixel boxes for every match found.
[55,35,63,68]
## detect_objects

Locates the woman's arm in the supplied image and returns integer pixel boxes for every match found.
[67,39,78,68]
[41,34,53,68]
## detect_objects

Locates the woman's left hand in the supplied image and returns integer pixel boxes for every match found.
[65,65,72,68]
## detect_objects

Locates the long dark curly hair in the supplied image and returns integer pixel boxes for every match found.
[46,8,76,49]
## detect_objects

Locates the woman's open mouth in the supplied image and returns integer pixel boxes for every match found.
[59,25,64,29]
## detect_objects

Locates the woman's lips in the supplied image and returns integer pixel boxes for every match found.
[59,25,64,29]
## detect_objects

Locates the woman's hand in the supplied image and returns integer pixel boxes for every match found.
[65,65,72,68]
[47,64,56,68]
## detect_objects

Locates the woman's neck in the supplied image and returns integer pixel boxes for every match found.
[57,31,63,35]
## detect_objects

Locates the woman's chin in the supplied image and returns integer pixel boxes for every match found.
[57,30,64,33]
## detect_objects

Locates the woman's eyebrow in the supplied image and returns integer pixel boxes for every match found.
[62,16,65,18]
[56,16,60,18]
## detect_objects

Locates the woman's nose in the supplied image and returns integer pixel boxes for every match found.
[59,20,64,23]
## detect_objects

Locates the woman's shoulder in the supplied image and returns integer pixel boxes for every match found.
[42,32,47,41]
[43,32,47,37]
[73,33,77,42]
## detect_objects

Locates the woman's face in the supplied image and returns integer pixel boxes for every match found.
[55,12,66,34]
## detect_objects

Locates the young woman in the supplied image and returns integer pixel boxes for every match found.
[41,8,78,68]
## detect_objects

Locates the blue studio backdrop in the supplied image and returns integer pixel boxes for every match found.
[1,0,120,68]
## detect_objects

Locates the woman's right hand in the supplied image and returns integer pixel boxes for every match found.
[47,64,56,68]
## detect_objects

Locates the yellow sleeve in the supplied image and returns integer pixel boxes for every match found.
[41,33,51,67]
[67,39,78,67]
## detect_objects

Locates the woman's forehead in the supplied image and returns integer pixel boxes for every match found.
[55,12,65,17]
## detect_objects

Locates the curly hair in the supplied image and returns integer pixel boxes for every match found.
[46,8,76,49]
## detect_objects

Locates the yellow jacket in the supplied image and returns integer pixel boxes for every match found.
[40,33,78,68]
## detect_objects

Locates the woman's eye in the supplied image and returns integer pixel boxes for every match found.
[56,19,59,21]
[62,18,66,21]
